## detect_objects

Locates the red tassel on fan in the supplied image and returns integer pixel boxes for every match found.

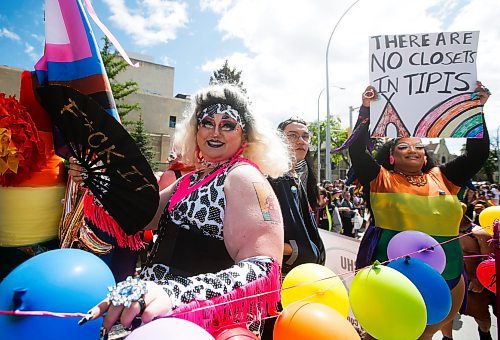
[83,191,145,250]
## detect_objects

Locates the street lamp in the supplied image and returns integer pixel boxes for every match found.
[317,85,346,182]
[325,0,362,181]
[349,105,361,133]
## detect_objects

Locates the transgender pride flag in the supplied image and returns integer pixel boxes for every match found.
[34,0,119,121]
[30,0,146,251]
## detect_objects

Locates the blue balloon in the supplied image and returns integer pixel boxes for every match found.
[0,249,115,339]
[388,257,451,325]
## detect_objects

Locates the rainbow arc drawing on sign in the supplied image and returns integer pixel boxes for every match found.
[372,93,483,138]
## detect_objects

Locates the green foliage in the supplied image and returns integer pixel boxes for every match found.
[100,37,156,170]
[308,117,349,168]
[130,113,158,171]
[101,37,139,125]
[209,59,246,92]
[478,140,499,183]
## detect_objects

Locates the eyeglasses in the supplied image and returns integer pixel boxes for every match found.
[395,142,425,151]
[286,132,310,143]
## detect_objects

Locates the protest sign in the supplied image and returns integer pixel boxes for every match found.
[369,31,482,138]
[319,230,361,331]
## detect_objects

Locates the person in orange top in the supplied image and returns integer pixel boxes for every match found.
[350,82,491,339]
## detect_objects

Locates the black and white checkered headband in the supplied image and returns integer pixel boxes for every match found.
[197,103,246,131]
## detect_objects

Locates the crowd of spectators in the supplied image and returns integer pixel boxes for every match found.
[316,179,367,239]
[315,180,500,242]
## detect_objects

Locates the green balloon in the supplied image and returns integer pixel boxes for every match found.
[349,265,427,340]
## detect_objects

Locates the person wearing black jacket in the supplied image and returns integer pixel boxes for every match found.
[262,117,326,340]
[273,117,326,273]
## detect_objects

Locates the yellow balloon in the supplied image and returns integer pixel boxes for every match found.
[281,263,349,317]
[479,206,500,235]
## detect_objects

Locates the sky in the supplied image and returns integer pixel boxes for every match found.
[1,0,500,154]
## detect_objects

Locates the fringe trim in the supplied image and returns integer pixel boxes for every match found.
[82,192,145,250]
[171,260,281,336]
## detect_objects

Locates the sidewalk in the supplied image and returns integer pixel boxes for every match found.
[433,308,497,340]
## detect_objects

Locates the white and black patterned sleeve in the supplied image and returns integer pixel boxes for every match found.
[142,256,277,309]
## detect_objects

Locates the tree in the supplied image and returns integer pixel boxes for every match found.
[100,37,157,169]
[478,140,498,183]
[209,59,246,92]
[308,118,349,177]
[101,37,140,125]
[130,113,158,171]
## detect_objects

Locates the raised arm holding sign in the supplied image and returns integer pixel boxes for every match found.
[369,31,482,138]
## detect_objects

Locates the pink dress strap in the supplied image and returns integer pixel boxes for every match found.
[168,155,259,212]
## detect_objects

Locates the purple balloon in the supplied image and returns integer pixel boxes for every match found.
[387,231,446,273]
[126,318,214,340]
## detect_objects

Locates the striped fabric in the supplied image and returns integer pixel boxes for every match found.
[34,0,119,121]
[0,185,66,246]
[370,167,464,279]
[370,167,462,237]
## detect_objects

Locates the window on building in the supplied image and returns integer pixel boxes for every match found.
[441,156,446,164]
[169,115,176,128]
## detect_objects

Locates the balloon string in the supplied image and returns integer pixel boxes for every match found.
[2,222,496,319]
[463,254,493,258]
[0,310,86,318]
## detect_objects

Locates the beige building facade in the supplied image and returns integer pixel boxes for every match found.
[0,65,23,97]
[0,59,190,170]
[115,57,190,168]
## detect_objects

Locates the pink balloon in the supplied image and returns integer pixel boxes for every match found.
[387,231,446,273]
[126,318,214,340]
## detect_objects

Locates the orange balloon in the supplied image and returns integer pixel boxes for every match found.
[274,302,360,340]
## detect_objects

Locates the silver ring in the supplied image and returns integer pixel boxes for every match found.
[137,297,146,315]
[107,276,148,308]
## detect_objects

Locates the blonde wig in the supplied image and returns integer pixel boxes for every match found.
[173,84,291,178]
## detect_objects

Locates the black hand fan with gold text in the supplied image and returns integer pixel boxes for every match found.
[37,85,159,235]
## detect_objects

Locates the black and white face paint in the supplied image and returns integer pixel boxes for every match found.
[197,103,245,131]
